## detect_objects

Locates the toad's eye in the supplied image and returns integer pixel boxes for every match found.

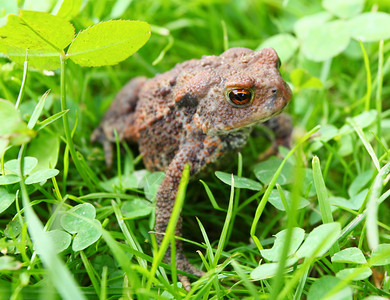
[225,88,254,108]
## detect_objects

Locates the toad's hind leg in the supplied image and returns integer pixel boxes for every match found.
[91,77,147,166]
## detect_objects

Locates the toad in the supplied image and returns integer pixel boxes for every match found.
[92,47,292,290]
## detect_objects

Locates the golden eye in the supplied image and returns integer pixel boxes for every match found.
[225,88,254,108]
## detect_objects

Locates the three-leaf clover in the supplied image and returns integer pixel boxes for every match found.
[60,203,102,251]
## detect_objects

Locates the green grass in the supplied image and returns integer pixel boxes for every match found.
[1,0,390,299]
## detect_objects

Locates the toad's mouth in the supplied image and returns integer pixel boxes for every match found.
[207,108,285,136]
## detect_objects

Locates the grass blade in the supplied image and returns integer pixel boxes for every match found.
[200,179,225,211]
[375,40,384,147]
[213,174,234,266]
[111,199,147,268]
[312,156,335,224]
[27,90,50,129]
[100,266,108,300]
[15,50,28,110]
[231,260,260,300]
[312,156,340,264]
[60,55,94,192]
[348,117,380,171]
[196,217,214,264]
[359,41,372,111]
[36,109,69,131]
[270,165,305,298]
[366,162,390,250]
[100,229,141,297]
[80,250,100,296]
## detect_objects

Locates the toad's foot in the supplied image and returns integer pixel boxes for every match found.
[177,256,205,291]
[156,230,204,291]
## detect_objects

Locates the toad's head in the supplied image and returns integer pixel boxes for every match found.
[183,47,292,135]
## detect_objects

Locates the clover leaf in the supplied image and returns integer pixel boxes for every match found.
[60,203,102,252]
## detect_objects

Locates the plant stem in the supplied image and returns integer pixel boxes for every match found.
[60,55,94,192]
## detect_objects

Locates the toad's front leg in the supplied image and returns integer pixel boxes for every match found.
[154,152,203,290]
[154,136,223,290]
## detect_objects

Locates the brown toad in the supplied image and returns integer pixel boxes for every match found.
[92,47,292,289]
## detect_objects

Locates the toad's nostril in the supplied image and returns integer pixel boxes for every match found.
[271,87,278,95]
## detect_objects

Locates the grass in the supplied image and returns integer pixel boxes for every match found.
[1,0,390,299]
